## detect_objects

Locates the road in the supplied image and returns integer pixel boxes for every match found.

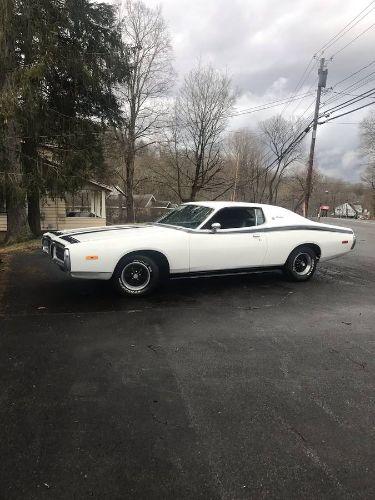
[1,218,374,499]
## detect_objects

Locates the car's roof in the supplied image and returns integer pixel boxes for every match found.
[184,201,273,210]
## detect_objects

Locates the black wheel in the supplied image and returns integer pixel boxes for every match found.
[283,246,318,282]
[112,254,160,296]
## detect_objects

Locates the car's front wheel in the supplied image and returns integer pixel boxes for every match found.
[112,254,160,296]
[283,246,318,282]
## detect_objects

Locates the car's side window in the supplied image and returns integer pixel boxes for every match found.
[202,207,265,230]
[255,207,265,225]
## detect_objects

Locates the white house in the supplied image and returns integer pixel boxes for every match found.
[334,202,361,218]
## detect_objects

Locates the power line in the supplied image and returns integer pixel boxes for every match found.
[321,87,375,115]
[319,100,375,123]
[322,70,375,107]
[280,58,319,116]
[329,21,375,59]
[331,89,375,98]
[288,75,320,117]
[229,92,315,118]
[317,1,375,54]
[283,2,375,120]
[329,58,375,88]
[321,122,361,124]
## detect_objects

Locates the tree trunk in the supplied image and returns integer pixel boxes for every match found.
[22,138,42,236]
[125,149,135,223]
[27,188,41,236]
[3,120,27,243]
[5,184,27,243]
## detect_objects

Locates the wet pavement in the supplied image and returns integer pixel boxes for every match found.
[1,218,374,499]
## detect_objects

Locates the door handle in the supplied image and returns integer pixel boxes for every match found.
[253,234,261,238]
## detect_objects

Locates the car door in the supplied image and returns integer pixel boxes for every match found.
[188,207,267,272]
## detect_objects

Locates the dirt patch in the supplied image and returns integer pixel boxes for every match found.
[0,239,40,255]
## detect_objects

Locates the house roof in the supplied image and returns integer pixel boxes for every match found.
[134,194,156,208]
[85,180,113,192]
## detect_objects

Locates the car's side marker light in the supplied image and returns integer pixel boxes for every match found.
[86,255,99,260]
[342,240,348,244]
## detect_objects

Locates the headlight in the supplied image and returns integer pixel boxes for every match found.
[64,248,71,271]
[42,237,50,254]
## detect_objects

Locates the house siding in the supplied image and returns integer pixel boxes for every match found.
[1,196,107,233]
[0,214,7,232]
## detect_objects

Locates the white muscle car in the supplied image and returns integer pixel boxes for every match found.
[42,202,356,296]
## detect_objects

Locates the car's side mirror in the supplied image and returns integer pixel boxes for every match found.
[211,222,221,233]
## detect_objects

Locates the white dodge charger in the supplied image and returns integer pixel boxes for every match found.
[42,201,356,296]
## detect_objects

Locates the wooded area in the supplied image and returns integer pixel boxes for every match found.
[1,0,374,243]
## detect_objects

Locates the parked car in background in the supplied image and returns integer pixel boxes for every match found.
[66,211,97,218]
[42,202,356,296]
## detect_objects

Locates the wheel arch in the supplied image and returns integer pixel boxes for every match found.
[285,243,321,264]
[112,249,170,278]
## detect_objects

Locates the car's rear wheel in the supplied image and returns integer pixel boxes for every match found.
[112,254,160,296]
[283,246,318,282]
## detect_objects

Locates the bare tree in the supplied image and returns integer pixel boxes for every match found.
[162,63,235,201]
[360,111,375,162]
[227,129,268,203]
[260,115,305,204]
[114,0,174,221]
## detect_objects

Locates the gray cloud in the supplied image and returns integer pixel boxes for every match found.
[138,0,375,181]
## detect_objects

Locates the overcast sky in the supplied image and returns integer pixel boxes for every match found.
[126,0,375,182]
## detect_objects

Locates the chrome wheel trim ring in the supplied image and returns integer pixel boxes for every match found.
[121,261,151,291]
[292,252,313,276]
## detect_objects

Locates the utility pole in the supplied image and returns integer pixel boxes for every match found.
[231,152,240,201]
[303,57,328,217]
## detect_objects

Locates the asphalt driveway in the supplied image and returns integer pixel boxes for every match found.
[1,218,374,499]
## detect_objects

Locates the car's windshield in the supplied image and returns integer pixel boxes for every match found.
[156,204,213,229]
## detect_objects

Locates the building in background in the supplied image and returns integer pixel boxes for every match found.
[334,202,363,218]
[0,180,111,238]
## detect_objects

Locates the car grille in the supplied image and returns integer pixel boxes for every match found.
[55,244,65,261]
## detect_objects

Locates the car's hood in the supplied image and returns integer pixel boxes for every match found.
[52,223,182,243]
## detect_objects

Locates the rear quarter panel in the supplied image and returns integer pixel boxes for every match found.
[263,227,354,265]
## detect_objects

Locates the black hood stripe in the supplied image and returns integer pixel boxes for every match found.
[61,224,151,238]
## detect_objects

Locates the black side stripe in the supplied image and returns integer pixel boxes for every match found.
[57,222,353,238]
[150,223,353,235]
[191,225,353,235]
[252,225,353,235]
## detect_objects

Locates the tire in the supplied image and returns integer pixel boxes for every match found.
[112,254,160,296]
[283,246,318,282]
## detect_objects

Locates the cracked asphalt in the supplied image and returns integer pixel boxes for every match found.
[1,218,374,499]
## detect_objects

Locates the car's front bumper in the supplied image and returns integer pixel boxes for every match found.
[41,236,70,272]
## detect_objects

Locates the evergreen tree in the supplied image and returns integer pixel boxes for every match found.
[1,0,128,238]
